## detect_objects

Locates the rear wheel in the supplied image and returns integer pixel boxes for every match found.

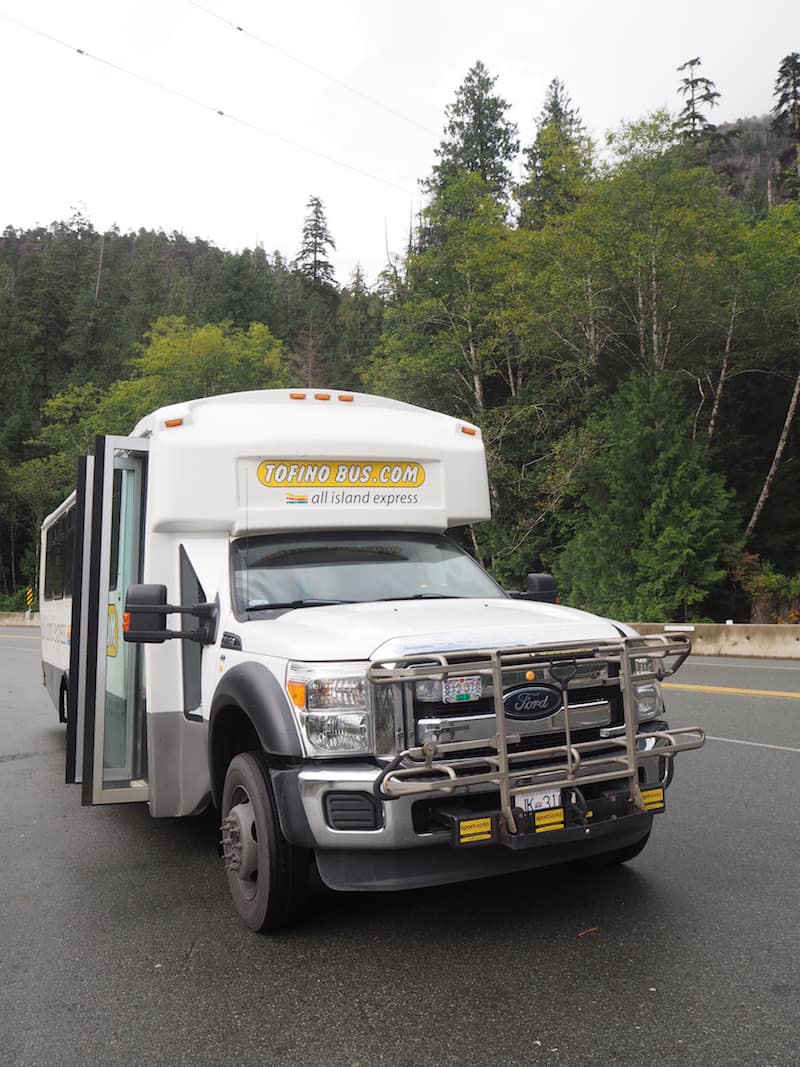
[220,751,308,932]
[58,682,69,725]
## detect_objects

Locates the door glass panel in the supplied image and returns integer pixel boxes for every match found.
[101,457,146,790]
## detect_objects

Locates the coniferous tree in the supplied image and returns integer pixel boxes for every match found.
[677,57,720,139]
[517,78,593,228]
[333,266,383,389]
[771,52,800,197]
[428,61,519,204]
[297,196,336,286]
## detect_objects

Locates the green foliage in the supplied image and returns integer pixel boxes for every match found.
[429,61,519,204]
[736,557,800,623]
[552,374,738,620]
[19,317,287,520]
[676,57,720,140]
[297,196,336,286]
[367,174,514,415]
[0,588,30,612]
[334,266,384,389]
[2,63,800,621]
[771,52,800,198]
[517,78,594,229]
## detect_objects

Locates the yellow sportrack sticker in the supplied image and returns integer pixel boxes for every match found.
[641,788,665,811]
[257,460,426,489]
[534,808,565,831]
[459,817,493,842]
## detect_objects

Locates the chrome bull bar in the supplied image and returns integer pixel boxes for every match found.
[368,634,705,837]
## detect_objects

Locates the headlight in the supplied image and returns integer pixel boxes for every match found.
[287,662,371,755]
[634,681,663,722]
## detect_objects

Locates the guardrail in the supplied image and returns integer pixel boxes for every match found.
[634,623,800,659]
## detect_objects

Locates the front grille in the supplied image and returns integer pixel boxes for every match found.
[409,682,623,749]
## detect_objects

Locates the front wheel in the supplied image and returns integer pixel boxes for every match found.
[220,752,308,932]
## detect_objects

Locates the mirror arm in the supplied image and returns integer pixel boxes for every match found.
[125,599,218,646]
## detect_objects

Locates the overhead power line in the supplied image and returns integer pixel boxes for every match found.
[186,0,439,138]
[0,11,415,197]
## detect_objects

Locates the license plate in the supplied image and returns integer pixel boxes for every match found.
[442,675,482,703]
[514,787,561,814]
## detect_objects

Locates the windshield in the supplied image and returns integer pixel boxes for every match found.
[231,531,503,614]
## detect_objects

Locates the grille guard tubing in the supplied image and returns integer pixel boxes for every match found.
[367,634,705,836]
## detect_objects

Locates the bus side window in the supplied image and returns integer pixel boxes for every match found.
[45,515,65,600]
[64,507,75,598]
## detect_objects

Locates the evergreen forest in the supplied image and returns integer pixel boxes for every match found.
[2,54,800,623]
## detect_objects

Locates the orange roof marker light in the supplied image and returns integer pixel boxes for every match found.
[164,418,184,428]
[289,392,307,400]
[314,393,331,401]
[338,394,354,402]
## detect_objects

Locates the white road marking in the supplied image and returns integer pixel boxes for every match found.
[706,735,800,754]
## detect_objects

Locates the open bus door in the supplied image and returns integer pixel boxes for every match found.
[66,435,150,804]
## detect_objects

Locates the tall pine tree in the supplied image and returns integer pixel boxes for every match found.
[517,78,593,229]
[296,196,336,285]
[428,61,519,204]
[771,52,800,198]
[677,57,720,139]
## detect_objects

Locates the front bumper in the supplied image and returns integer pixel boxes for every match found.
[292,725,675,852]
[275,634,705,890]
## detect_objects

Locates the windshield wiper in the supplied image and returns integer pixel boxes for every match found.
[374,594,460,602]
[247,598,355,611]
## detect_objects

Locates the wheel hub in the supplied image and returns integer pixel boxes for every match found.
[220,799,258,880]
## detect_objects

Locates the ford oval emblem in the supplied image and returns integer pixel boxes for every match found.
[503,685,562,720]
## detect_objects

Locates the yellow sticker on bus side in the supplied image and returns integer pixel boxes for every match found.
[257,460,426,490]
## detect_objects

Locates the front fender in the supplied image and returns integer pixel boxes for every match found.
[209,662,304,805]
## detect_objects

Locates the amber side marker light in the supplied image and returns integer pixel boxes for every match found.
[289,392,307,400]
[164,418,183,428]
[314,392,331,401]
[122,612,131,632]
[460,425,477,436]
[338,394,354,402]
[287,681,306,708]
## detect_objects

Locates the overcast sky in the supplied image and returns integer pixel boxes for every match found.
[1,1,794,284]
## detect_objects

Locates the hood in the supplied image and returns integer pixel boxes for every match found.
[236,597,625,663]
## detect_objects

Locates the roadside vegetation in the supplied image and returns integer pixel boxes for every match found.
[2,54,799,622]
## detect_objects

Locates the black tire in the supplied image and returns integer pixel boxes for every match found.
[220,751,308,932]
[58,682,69,725]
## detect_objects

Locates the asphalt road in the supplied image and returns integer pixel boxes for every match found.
[1,627,798,1067]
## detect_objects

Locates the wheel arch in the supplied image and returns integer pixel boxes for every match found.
[209,662,303,808]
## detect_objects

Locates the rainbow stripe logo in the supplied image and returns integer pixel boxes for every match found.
[285,493,308,505]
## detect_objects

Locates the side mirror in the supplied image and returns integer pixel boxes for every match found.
[526,573,558,604]
[506,573,559,604]
[123,584,218,645]
[124,584,169,643]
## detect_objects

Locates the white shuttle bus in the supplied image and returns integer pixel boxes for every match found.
[41,389,704,932]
